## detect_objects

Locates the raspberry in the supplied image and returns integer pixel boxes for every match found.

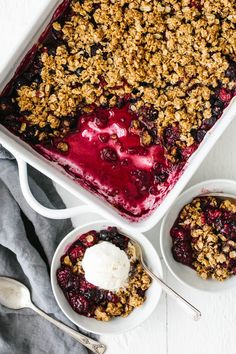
[79,277,96,293]
[68,244,85,262]
[57,267,71,290]
[170,226,189,242]
[67,293,94,316]
[219,88,232,103]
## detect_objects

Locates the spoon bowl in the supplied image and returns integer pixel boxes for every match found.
[0,277,31,310]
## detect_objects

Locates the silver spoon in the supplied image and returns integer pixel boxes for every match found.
[0,277,106,354]
[125,234,201,321]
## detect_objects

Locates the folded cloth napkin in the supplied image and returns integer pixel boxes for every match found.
[0,146,89,354]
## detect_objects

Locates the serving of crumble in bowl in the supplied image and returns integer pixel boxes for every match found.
[51,221,162,334]
[160,179,236,292]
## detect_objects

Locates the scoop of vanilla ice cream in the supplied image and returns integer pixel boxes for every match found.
[81,241,130,291]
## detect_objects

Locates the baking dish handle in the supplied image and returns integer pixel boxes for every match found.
[16,157,97,219]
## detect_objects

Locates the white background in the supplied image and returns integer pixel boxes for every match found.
[1,1,236,353]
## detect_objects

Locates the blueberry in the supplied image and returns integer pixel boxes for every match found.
[69,116,78,129]
[132,88,139,95]
[212,105,223,117]
[112,235,128,250]
[66,274,81,291]
[21,110,31,116]
[0,97,17,116]
[83,289,105,304]
[140,81,153,87]
[14,77,29,90]
[90,43,103,56]
[196,129,207,143]
[83,51,90,59]
[190,128,197,140]
[52,28,64,43]
[225,60,236,81]
[34,74,42,84]
[149,108,158,121]
[201,116,217,130]
[22,125,39,144]
[102,52,108,60]
[211,97,224,117]
[105,228,129,250]
[107,227,119,238]
[136,289,145,298]
[2,115,21,131]
[99,229,111,241]
[100,147,118,162]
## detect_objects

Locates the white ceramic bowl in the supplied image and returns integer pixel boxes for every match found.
[160,179,236,292]
[51,220,163,335]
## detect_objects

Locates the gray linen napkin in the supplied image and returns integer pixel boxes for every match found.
[0,146,89,354]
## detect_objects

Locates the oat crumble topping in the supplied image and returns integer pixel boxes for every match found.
[12,0,236,158]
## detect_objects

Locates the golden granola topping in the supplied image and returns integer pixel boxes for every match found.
[13,0,236,158]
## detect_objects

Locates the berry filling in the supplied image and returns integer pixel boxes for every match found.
[33,104,182,218]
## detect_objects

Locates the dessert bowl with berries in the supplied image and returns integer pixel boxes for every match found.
[160,179,236,292]
[1,0,236,232]
[51,221,162,334]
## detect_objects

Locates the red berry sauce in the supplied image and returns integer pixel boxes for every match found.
[36,104,183,219]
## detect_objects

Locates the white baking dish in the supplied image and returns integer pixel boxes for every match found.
[0,0,236,232]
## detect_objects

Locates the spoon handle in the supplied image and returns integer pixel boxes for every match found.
[144,267,201,321]
[29,304,106,354]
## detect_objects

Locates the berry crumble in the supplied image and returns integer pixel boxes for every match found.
[57,227,151,321]
[171,196,236,281]
[0,0,236,219]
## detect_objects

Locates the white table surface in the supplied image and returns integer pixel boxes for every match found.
[1,1,236,353]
